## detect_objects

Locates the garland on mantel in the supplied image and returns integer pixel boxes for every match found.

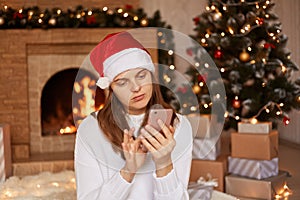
[0,5,170,29]
[0,4,177,106]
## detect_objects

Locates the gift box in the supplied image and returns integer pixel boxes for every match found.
[189,155,228,192]
[231,131,278,160]
[238,122,272,134]
[0,124,12,182]
[187,114,222,138]
[192,136,221,160]
[225,171,288,200]
[228,156,278,179]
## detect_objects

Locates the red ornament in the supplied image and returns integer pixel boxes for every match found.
[177,86,188,94]
[197,73,207,83]
[86,15,96,25]
[193,17,200,25]
[186,48,193,56]
[283,116,290,126]
[263,43,276,49]
[258,18,264,25]
[232,99,241,109]
[13,12,23,19]
[214,49,223,59]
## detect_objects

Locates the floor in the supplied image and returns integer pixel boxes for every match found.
[278,141,300,200]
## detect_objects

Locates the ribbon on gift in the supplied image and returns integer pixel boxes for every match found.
[188,174,218,200]
[196,173,219,187]
[189,173,219,189]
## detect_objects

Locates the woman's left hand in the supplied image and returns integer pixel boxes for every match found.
[140,119,176,170]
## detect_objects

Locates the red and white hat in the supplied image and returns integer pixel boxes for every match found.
[90,32,155,89]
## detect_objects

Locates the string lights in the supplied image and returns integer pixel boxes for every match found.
[0,5,157,28]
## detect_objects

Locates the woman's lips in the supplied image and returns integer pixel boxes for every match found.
[132,94,145,102]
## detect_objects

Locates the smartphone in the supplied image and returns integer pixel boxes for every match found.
[147,109,173,132]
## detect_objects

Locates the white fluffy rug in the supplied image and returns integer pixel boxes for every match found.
[0,170,237,200]
[0,171,76,200]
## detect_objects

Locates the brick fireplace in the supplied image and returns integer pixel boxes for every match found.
[0,28,157,165]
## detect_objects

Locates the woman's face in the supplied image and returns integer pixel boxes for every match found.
[111,68,153,115]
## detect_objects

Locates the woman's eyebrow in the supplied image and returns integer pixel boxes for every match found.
[136,69,147,75]
[113,77,127,82]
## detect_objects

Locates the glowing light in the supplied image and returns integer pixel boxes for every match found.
[228,27,234,34]
[206,6,210,11]
[190,106,197,111]
[183,103,188,108]
[76,14,81,18]
[281,65,287,73]
[221,32,225,36]
[199,82,204,87]
[223,6,227,11]
[133,16,139,21]
[224,112,229,118]
[87,10,93,15]
[205,33,210,38]
[140,19,148,26]
[103,7,108,11]
[168,50,174,55]
[211,5,216,10]
[220,68,225,72]
[266,108,270,113]
[215,94,221,99]
[248,47,252,51]
[265,14,270,18]
[4,5,8,10]
[256,3,259,9]
[38,18,43,23]
[157,32,163,37]
[204,104,209,108]
[235,116,240,120]
[240,29,246,34]
[123,13,129,17]
[117,8,123,13]
[204,63,209,68]
[160,39,165,44]
[276,111,281,115]
[262,82,266,87]
[195,62,200,67]
[250,118,258,124]
[169,65,175,70]
[279,103,284,107]
[266,1,270,5]
[52,182,59,187]
[201,38,206,43]
[19,9,23,13]
[57,9,62,15]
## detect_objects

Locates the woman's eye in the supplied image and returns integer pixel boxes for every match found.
[137,72,146,79]
[115,80,128,86]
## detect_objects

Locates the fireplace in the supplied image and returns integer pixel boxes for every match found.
[0,28,157,160]
[41,68,104,136]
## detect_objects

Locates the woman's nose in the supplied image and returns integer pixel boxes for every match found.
[130,80,141,92]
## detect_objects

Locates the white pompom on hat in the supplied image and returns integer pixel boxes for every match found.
[90,32,155,89]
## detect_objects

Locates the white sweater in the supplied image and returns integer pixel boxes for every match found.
[74,113,193,200]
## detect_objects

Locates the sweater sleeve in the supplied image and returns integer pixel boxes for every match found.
[153,115,193,200]
[74,118,133,200]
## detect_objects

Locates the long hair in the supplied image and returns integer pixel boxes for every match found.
[97,73,178,151]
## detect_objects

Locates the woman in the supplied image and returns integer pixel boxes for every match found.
[75,31,193,200]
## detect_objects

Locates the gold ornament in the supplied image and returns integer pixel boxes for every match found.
[192,84,201,94]
[239,50,250,62]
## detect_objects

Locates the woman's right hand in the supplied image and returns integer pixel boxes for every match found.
[120,128,147,182]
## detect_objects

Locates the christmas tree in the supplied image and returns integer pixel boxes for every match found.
[184,0,300,129]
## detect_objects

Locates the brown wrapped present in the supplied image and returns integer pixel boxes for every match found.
[231,131,278,160]
[225,171,289,200]
[189,155,228,192]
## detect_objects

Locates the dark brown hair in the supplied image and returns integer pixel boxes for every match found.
[97,73,178,151]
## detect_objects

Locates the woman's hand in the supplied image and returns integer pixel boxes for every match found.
[121,128,147,182]
[140,119,176,176]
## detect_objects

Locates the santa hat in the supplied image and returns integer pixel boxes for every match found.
[90,32,155,89]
